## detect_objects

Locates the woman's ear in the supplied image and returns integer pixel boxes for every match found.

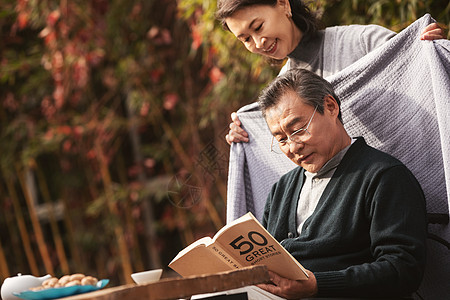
[278,0,292,17]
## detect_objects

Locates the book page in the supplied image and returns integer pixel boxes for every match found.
[171,236,212,261]
[168,242,234,277]
[204,240,243,270]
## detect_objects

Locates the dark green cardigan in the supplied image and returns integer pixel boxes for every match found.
[263,137,427,298]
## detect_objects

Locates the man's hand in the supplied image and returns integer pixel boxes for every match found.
[257,270,318,299]
[225,112,249,145]
[420,22,448,40]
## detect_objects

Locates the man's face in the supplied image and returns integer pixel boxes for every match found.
[265,91,342,173]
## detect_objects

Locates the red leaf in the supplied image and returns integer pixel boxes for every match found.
[191,27,202,50]
[17,12,29,29]
[163,93,179,111]
[209,66,224,84]
[140,102,150,116]
[47,10,60,27]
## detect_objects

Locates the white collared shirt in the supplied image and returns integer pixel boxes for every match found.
[296,139,356,234]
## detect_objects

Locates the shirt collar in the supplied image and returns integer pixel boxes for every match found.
[305,138,356,179]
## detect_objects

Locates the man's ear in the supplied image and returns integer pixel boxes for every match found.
[323,95,339,118]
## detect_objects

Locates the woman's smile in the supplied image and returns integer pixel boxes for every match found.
[264,39,277,54]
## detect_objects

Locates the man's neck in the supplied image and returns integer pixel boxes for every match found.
[331,130,352,159]
[312,134,353,177]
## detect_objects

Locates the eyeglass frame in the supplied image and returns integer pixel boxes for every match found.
[270,105,318,153]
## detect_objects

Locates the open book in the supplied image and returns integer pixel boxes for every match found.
[169,212,308,280]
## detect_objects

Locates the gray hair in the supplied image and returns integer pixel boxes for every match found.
[258,68,343,123]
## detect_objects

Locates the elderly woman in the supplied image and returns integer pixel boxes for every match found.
[215,0,446,144]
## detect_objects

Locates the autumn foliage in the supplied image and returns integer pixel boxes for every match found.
[0,0,448,286]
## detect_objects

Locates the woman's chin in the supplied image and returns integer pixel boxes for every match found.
[267,50,287,61]
[263,53,284,60]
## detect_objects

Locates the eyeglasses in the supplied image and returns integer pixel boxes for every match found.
[270,105,318,154]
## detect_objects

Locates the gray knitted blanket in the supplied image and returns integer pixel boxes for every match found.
[227,14,449,298]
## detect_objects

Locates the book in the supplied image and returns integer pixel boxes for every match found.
[168,212,308,280]
[191,285,286,300]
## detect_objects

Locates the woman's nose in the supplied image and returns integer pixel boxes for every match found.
[254,36,266,49]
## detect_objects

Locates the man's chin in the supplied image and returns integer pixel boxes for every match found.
[301,162,322,173]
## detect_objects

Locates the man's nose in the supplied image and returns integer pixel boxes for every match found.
[288,140,303,154]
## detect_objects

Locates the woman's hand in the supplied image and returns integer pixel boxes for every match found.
[257,270,318,299]
[420,22,447,40]
[225,112,249,145]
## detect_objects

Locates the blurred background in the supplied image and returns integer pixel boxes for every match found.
[1,0,449,286]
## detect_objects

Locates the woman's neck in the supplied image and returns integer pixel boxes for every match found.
[290,20,303,53]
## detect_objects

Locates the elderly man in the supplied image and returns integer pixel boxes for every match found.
[256,68,427,299]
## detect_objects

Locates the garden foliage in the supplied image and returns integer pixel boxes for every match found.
[0,0,448,285]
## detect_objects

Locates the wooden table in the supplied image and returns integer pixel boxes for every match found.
[62,266,270,300]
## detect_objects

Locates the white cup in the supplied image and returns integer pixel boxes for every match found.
[131,269,163,285]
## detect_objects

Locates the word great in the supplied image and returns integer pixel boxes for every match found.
[245,245,281,264]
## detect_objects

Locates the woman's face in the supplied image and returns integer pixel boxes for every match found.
[225,1,302,60]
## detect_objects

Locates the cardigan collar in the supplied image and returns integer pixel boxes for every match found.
[305,138,356,179]
[288,137,366,234]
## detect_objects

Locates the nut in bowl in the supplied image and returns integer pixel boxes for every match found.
[131,269,163,285]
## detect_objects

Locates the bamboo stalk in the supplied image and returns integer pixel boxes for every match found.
[182,55,225,229]
[81,161,115,280]
[206,125,229,209]
[93,243,108,282]
[3,198,27,272]
[83,168,104,276]
[124,94,161,270]
[31,158,70,274]
[3,171,39,275]
[146,95,223,231]
[95,141,133,284]
[200,181,224,233]
[117,154,144,272]
[61,188,83,272]
[1,180,26,273]
[15,163,55,275]
[175,206,194,246]
[122,175,145,272]
[86,164,117,281]
[158,154,196,248]
[0,230,10,278]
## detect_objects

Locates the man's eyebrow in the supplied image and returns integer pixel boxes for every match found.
[271,116,304,137]
[237,19,257,39]
[285,116,304,131]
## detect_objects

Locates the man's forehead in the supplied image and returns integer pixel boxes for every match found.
[265,102,287,120]
[265,91,297,117]
[266,106,310,135]
[265,92,308,121]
